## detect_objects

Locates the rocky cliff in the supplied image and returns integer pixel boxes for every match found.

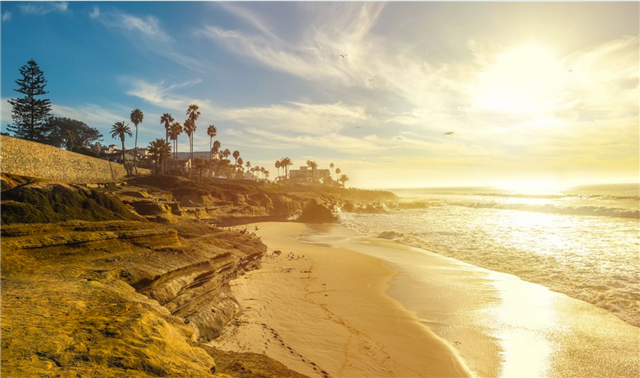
[1,219,305,377]
[0,172,397,377]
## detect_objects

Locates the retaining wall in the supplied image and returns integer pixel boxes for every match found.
[1,135,149,183]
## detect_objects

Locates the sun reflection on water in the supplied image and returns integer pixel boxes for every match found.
[489,272,556,378]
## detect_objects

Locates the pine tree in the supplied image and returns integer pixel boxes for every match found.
[7,59,52,141]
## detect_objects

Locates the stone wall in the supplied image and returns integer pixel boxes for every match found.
[1,135,149,183]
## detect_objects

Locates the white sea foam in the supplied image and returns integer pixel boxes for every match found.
[341,184,640,328]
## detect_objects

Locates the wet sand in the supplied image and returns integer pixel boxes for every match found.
[210,222,640,378]
[209,222,471,378]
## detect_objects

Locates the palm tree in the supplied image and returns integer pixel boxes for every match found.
[110,122,132,166]
[232,150,240,166]
[281,157,292,180]
[130,109,144,172]
[207,125,217,160]
[275,160,281,179]
[147,139,171,174]
[160,113,174,172]
[335,168,341,177]
[212,140,221,159]
[237,157,244,178]
[339,174,350,188]
[246,161,251,170]
[330,162,335,179]
[185,104,201,178]
[183,119,196,177]
[306,160,318,183]
[169,122,182,169]
[222,149,230,159]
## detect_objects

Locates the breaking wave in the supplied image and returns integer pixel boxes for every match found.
[447,201,639,219]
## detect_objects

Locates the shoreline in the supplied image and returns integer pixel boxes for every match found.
[209,222,472,378]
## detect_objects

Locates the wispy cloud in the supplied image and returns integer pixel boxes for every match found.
[2,11,12,21]
[91,8,207,73]
[97,11,171,44]
[89,5,99,19]
[237,128,385,155]
[18,2,68,16]
[52,103,125,127]
[125,78,204,111]
[198,2,385,85]
[216,102,370,135]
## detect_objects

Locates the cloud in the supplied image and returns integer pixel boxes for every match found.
[89,5,99,19]
[216,101,370,135]
[2,11,12,21]
[198,3,386,85]
[18,2,68,15]
[92,8,207,73]
[125,78,204,111]
[236,128,384,155]
[52,103,125,127]
[97,11,171,44]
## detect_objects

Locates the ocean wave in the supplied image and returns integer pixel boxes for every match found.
[370,227,640,327]
[448,201,640,219]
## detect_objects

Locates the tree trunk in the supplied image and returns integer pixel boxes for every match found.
[133,124,138,174]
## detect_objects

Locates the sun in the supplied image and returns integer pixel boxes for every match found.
[473,44,566,114]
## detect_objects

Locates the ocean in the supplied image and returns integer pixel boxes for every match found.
[338,183,640,328]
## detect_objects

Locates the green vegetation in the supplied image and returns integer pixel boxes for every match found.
[1,182,143,225]
[7,59,52,141]
[110,121,132,164]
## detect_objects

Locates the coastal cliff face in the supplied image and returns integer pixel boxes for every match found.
[0,172,395,377]
[1,219,305,377]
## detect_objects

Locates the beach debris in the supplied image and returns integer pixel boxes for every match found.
[272,250,282,256]
[444,131,454,136]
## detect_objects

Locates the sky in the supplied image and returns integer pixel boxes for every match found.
[1,1,638,189]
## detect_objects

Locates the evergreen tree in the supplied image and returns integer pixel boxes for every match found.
[7,59,52,141]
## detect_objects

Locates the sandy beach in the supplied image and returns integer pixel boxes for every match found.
[211,221,640,378]
[209,222,472,378]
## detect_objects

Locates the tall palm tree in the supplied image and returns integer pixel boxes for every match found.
[183,119,196,177]
[160,113,174,143]
[281,157,292,180]
[169,122,182,169]
[147,139,171,174]
[275,160,281,179]
[185,104,201,178]
[246,161,251,170]
[237,157,244,178]
[160,113,174,172]
[207,125,217,160]
[335,168,341,177]
[306,160,318,183]
[110,121,132,166]
[222,149,231,159]
[330,162,335,179]
[130,109,144,171]
[339,174,350,188]
[232,150,240,166]
[212,140,221,159]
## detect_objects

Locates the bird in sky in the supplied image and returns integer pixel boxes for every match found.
[340,54,348,58]
[444,131,455,136]
[368,79,374,82]
[356,126,361,129]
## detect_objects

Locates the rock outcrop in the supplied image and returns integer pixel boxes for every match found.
[297,199,338,223]
[0,175,145,225]
[0,219,303,377]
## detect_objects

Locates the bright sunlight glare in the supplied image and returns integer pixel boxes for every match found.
[496,180,566,195]
[474,44,567,114]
